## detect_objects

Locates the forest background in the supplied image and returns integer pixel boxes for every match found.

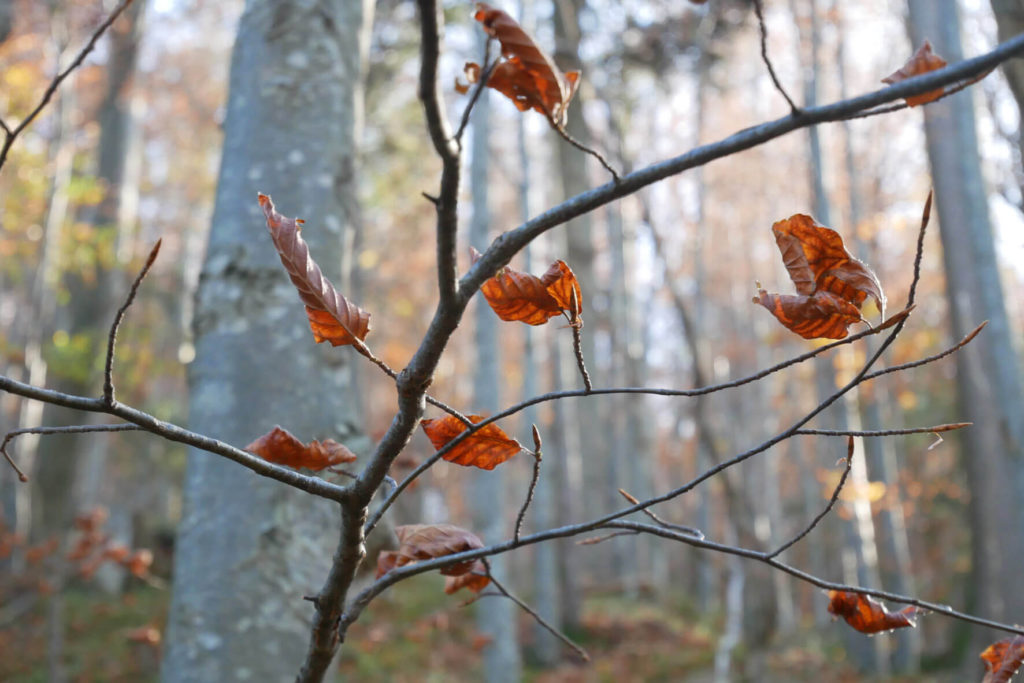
[1,0,1024,680]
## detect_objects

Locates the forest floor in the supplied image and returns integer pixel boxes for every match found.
[0,578,964,681]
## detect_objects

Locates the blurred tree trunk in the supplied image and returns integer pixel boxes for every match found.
[0,0,11,44]
[467,51,522,683]
[990,0,1024,168]
[161,1,373,680]
[33,0,145,538]
[908,0,1024,651]
[550,0,591,631]
[836,7,919,672]
[794,0,885,672]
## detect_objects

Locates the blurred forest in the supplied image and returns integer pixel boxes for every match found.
[1,0,1024,680]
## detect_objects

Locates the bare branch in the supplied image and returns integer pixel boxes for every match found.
[618,489,703,540]
[2,424,145,483]
[453,39,496,146]
[793,423,971,438]
[568,309,592,392]
[767,437,854,559]
[104,240,161,405]
[552,124,620,181]
[0,0,136,171]
[482,559,590,661]
[514,425,543,542]
[753,0,799,114]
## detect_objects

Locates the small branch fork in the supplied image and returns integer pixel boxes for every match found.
[1,424,144,482]
[0,0,135,172]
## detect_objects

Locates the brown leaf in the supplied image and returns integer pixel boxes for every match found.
[826,590,919,634]
[472,247,582,326]
[376,524,486,578]
[468,3,580,127]
[981,636,1024,683]
[755,214,885,340]
[444,560,491,594]
[421,414,522,470]
[245,425,358,471]
[258,194,371,347]
[882,40,948,107]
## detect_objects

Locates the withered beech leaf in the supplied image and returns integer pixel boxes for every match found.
[245,426,357,471]
[882,40,948,107]
[374,524,485,578]
[981,636,1024,683]
[444,560,491,594]
[826,590,919,634]
[755,215,885,340]
[258,194,371,347]
[421,414,523,470]
[471,247,582,326]
[464,3,580,127]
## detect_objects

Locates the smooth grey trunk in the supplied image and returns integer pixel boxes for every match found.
[795,0,885,671]
[836,10,919,670]
[161,2,372,681]
[908,0,1024,650]
[989,0,1024,173]
[467,62,522,683]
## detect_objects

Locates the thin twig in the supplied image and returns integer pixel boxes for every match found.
[862,322,986,383]
[753,0,799,114]
[618,489,703,539]
[793,422,970,438]
[104,240,161,405]
[0,0,135,171]
[577,530,640,545]
[453,39,497,146]
[552,124,620,181]
[482,559,590,662]
[567,294,592,391]
[906,191,932,308]
[767,437,854,559]
[514,425,543,542]
[2,424,143,482]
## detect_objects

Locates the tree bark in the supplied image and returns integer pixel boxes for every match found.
[908,0,1024,651]
[161,2,372,680]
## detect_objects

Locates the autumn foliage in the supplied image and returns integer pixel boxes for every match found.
[245,425,358,471]
[826,590,919,634]
[376,524,485,578]
[980,636,1024,683]
[421,415,522,470]
[459,3,580,127]
[755,214,884,339]
[472,247,582,326]
[883,41,948,107]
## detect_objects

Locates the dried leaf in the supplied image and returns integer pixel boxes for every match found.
[421,414,523,470]
[826,590,919,634]
[472,247,582,326]
[258,194,371,347]
[467,3,580,127]
[882,40,948,107]
[981,636,1024,683]
[376,524,486,578]
[444,561,491,594]
[755,214,885,340]
[246,425,357,471]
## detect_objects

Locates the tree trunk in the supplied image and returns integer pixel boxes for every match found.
[161,2,373,680]
[467,56,522,683]
[908,0,1024,652]
[989,0,1024,171]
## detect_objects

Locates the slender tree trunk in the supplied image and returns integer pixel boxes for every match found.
[161,2,373,680]
[908,0,1024,654]
[467,58,522,683]
[989,0,1024,172]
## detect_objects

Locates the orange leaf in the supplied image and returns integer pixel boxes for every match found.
[376,524,486,578]
[258,194,371,347]
[981,636,1024,683]
[444,560,491,594]
[125,549,153,578]
[826,590,919,634]
[245,425,358,471]
[468,3,580,127]
[755,214,885,340]
[126,626,162,646]
[882,40,948,107]
[472,247,582,326]
[421,415,522,470]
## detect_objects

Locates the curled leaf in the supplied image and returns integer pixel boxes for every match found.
[466,3,580,127]
[444,560,491,594]
[755,214,884,340]
[245,425,358,471]
[882,40,948,107]
[421,414,522,470]
[472,247,582,326]
[981,636,1024,683]
[259,194,371,347]
[827,590,919,634]
[376,524,486,578]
